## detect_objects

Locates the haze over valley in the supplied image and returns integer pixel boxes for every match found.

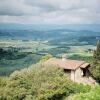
[0,24,100,75]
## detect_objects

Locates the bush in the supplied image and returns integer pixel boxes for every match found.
[72,86,100,100]
[0,63,92,100]
[40,54,52,62]
[73,83,91,93]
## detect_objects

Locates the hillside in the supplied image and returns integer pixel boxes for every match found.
[0,63,100,100]
[0,0,100,99]
[0,63,91,100]
[0,28,100,45]
[0,32,100,100]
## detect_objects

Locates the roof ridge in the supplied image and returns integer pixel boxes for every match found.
[44,57,89,70]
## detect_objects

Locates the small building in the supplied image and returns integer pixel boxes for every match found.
[44,58,91,83]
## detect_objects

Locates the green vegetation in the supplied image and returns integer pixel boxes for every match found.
[0,26,100,100]
[0,47,41,76]
[68,40,100,100]
[40,54,53,62]
[0,39,95,76]
[0,48,31,60]
[0,39,100,100]
[0,64,91,100]
[67,53,93,62]
[90,40,100,83]
[72,86,100,100]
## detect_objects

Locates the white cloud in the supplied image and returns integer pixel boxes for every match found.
[0,0,100,24]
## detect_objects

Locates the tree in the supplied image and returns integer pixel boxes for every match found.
[40,54,52,62]
[94,40,100,60]
[90,40,100,83]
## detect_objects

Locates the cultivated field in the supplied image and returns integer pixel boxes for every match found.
[0,39,96,76]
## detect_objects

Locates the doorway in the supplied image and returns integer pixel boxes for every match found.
[82,68,87,76]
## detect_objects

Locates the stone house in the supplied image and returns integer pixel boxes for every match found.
[44,58,92,83]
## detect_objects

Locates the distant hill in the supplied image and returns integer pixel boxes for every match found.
[0,23,100,46]
[0,27,100,40]
[0,23,100,31]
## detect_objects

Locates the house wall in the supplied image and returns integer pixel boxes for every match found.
[71,68,83,82]
[75,68,83,82]
[71,70,75,81]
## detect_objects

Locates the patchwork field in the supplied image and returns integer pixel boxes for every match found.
[0,25,99,76]
[0,38,96,76]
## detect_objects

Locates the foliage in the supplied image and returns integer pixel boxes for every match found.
[40,54,52,62]
[0,47,33,60]
[0,47,41,76]
[72,86,100,100]
[73,83,91,93]
[90,40,100,83]
[0,38,96,76]
[68,54,92,62]
[0,77,8,87]
[0,63,91,100]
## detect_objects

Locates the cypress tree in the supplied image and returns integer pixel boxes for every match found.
[91,40,100,83]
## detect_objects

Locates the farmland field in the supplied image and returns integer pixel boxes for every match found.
[0,38,96,76]
[0,26,99,75]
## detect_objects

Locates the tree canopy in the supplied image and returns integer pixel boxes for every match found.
[90,40,100,83]
[0,63,91,100]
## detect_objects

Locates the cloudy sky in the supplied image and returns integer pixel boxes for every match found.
[0,0,100,24]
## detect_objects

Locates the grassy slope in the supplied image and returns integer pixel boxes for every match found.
[0,63,92,100]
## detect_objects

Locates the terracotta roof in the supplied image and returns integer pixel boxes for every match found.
[44,58,89,70]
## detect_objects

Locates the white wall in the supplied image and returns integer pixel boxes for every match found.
[75,68,83,82]
[71,70,75,81]
[71,68,83,82]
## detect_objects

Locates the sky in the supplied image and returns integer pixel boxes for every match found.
[0,0,100,24]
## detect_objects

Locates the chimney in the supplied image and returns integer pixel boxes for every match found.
[62,55,66,61]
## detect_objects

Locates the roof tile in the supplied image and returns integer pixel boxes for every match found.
[44,58,89,70]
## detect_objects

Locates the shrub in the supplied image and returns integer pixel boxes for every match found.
[0,63,92,100]
[72,86,100,100]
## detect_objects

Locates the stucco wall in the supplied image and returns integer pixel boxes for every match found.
[71,70,75,81]
[71,68,83,82]
[75,68,83,82]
